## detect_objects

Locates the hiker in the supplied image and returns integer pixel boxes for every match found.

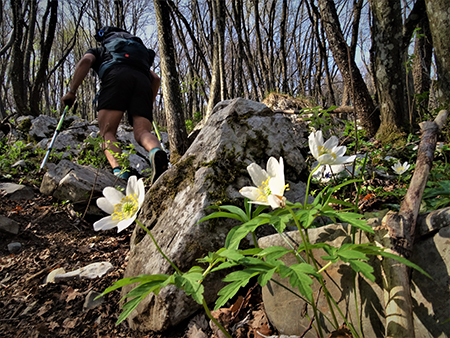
[61,26,168,184]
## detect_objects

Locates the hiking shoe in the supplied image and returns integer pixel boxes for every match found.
[113,167,130,180]
[149,148,169,184]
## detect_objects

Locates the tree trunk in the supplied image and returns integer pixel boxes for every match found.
[380,109,448,338]
[412,17,432,119]
[318,0,380,137]
[114,0,124,29]
[253,0,271,96]
[30,0,58,117]
[425,0,450,105]
[214,0,226,101]
[369,0,408,142]
[205,32,220,119]
[24,0,37,100]
[153,0,188,159]
[279,0,288,94]
[10,0,29,116]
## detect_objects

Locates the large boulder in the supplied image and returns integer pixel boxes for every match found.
[122,98,309,332]
[259,211,450,338]
[40,160,126,215]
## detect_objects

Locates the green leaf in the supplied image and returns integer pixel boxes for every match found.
[252,204,268,218]
[225,217,269,249]
[354,245,432,278]
[349,260,375,282]
[124,280,163,299]
[116,297,142,325]
[219,248,245,261]
[287,263,316,301]
[257,246,291,260]
[270,214,291,233]
[210,260,241,272]
[337,249,368,262]
[197,211,245,225]
[217,205,249,223]
[179,272,205,304]
[215,269,259,310]
[240,248,263,256]
[101,274,170,296]
[327,211,374,233]
[258,267,277,287]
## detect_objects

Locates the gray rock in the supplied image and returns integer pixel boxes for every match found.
[40,160,125,204]
[127,153,151,176]
[12,160,27,168]
[0,182,34,200]
[259,222,450,338]
[29,115,58,141]
[83,290,104,310]
[122,98,308,332]
[43,267,66,285]
[54,262,114,282]
[7,242,22,253]
[0,215,20,235]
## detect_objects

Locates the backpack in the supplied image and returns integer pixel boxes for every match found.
[95,26,155,79]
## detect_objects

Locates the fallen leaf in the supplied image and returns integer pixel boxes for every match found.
[48,321,60,330]
[66,289,82,302]
[63,317,78,329]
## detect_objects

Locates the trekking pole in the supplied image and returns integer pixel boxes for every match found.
[39,105,69,172]
[152,121,171,167]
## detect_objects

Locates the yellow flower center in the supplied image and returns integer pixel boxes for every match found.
[396,166,404,173]
[318,145,337,159]
[257,178,271,202]
[112,193,139,221]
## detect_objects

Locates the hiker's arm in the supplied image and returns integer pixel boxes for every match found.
[61,53,96,107]
[149,70,161,103]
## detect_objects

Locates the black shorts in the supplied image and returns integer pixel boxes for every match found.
[97,65,153,125]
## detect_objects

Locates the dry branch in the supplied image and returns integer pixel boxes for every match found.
[381,110,448,338]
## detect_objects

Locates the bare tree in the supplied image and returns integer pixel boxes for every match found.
[30,0,58,116]
[153,0,188,158]
[318,0,380,137]
[425,0,450,105]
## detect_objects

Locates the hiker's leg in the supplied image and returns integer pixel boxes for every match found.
[132,115,161,151]
[132,115,168,184]
[98,109,123,169]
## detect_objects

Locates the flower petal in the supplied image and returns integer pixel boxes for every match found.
[269,175,285,196]
[334,155,356,164]
[116,216,136,232]
[126,176,138,196]
[333,146,347,158]
[309,132,320,159]
[266,157,279,177]
[247,163,269,187]
[268,194,285,209]
[318,154,338,165]
[137,178,146,207]
[323,135,338,149]
[239,186,267,203]
[102,187,125,205]
[96,197,115,214]
[93,215,118,231]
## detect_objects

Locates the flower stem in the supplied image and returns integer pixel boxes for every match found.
[202,298,232,338]
[304,164,320,209]
[136,220,182,275]
[316,261,332,274]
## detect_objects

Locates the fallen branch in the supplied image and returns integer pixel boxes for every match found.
[381,110,448,338]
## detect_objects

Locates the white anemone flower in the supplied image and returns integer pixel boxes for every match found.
[391,161,410,175]
[309,130,356,165]
[93,176,145,232]
[436,142,444,153]
[239,157,288,209]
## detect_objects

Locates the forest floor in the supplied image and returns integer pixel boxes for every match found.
[0,178,271,338]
